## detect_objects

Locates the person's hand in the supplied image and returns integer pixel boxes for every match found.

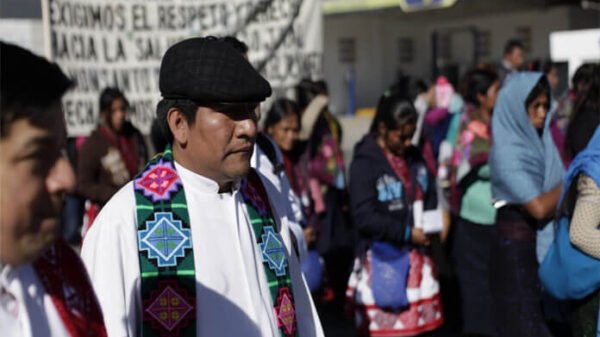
[440,210,451,243]
[411,228,431,246]
[425,85,436,107]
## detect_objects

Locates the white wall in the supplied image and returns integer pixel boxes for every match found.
[323,15,387,116]
[0,19,45,56]
[324,6,573,114]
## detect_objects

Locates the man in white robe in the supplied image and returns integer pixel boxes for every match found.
[81,37,324,337]
[0,42,106,337]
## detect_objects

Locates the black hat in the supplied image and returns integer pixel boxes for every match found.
[159,37,271,103]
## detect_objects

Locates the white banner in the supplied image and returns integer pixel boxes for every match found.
[42,0,323,136]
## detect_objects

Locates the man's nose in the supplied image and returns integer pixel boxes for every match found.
[46,155,75,195]
[238,116,258,140]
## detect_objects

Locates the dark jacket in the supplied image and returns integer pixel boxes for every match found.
[349,133,438,248]
[77,122,147,205]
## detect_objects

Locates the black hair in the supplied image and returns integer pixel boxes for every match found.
[565,110,600,160]
[388,74,413,101]
[462,68,499,107]
[264,98,300,131]
[503,39,524,55]
[573,64,600,114]
[99,87,129,114]
[413,79,430,95]
[156,98,198,144]
[526,59,556,74]
[369,91,418,134]
[295,78,318,112]
[221,36,249,55]
[524,77,551,112]
[150,118,168,154]
[542,61,556,75]
[565,64,600,159]
[572,63,596,91]
[1,42,73,137]
[389,73,433,104]
[313,80,328,96]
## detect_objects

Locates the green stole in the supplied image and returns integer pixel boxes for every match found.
[133,145,299,337]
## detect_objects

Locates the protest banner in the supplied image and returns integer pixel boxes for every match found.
[42,0,323,135]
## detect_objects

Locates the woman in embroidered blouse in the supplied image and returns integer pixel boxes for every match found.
[562,64,600,337]
[347,91,444,337]
[489,73,564,337]
[296,79,354,312]
[448,68,500,337]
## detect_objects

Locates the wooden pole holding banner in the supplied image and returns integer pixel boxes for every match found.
[41,0,52,60]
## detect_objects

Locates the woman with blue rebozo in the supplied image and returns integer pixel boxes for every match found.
[489,72,564,337]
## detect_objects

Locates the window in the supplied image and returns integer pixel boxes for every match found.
[476,30,491,59]
[516,26,532,53]
[338,37,356,63]
[398,37,414,63]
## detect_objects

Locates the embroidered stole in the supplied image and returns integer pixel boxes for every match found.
[134,145,298,337]
[240,169,299,337]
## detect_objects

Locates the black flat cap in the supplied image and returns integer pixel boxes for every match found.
[159,37,272,103]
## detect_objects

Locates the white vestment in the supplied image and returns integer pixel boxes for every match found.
[81,161,323,337]
[0,264,69,337]
[251,138,309,263]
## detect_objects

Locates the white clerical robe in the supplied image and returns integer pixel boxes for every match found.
[251,139,309,263]
[81,162,324,337]
[0,264,69,337]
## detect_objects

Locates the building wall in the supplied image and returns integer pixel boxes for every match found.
[0,0,41,18]
[323,15,385,116]
[324,5,578,113]
[0,19,45,56]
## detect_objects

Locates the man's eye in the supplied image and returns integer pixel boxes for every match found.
[32,150,62,174]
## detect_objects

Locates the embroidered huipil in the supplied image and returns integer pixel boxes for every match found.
[448,104,496,225]
[81,161,323,337]
[347,133,444,337]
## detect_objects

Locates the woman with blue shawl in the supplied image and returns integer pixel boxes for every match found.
[489,72,565,337]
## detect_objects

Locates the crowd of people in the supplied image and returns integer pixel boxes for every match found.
[1,35,599,337]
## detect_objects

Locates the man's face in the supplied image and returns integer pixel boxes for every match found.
[506,47,524,70]
[0,102,75,265]
[185,102,258,186]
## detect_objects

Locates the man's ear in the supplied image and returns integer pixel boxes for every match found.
[167,107,189,147]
